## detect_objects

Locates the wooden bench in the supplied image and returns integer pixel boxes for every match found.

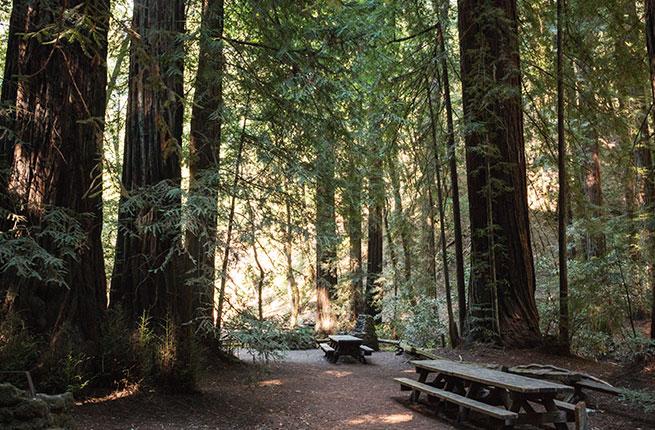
[360,345,374,356]
[319,343,335,358]
[379,338,404,355]
[576,380,621,396]
[553,400,589,430]
[395,377,518,426]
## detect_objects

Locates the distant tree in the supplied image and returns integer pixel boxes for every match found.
[315,132,337,334]
[365,136,384,317]
[457,0,541,346]
[557,0,570,353]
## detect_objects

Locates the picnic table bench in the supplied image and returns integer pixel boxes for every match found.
[507,363,622,404]
[396,359,587,429]
[319,335,372,364]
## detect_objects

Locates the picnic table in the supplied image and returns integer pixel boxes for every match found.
[318,335,373,364]
[396,359,587,429]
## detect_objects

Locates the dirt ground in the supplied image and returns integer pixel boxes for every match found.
[74,348,655,430]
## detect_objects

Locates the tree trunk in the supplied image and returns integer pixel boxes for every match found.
[645,0,655,339]
[457,0,541,346]
[110,0,185,327]
[1,0,109,347]
[581,137,605,258]
[557,0,570,353]
[315,136,337,334]
[344,160,364,319]
[0,0,24,173]
[284,182,300,326]
[383,205,400,337]
[427,80,460,347]
[248,202,265,321]
[215,103,249,340]
[435,0,466,340]
[186,0,224,322]
[388,152,412,284]
[365,151,384,316]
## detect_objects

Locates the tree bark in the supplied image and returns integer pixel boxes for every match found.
[365,150,384,316]
[388,151,412,283]
[186,0,224,322]
[1,0,109,347]
[434,0,466,341]
[215,103,248,340]
[284,181,300,326]
[315,136,337,334]
[457,0,541,346]
[344,160,364,319]
[557,0,570,353]
[0,0,24,173]
[645,0,655,339]
[110,0,186,327]
[427,80,460,347]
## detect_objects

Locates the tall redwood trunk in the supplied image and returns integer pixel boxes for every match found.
[437,25,467,337]
[315,136,337,334]
[111,0,185,326]
[186,0,224,321]
[645,0,655,340]
[344,160,364,319]
[365,151,384,316]
[427,80,460,347]
[581,137,606,258]
[458,0,541,346]
[1,0,109,345]
[284,180,301,326]
[556,0,570,352]
[0,0,24,172]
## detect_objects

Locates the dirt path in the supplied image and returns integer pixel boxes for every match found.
[74,350,454,429]
[74,347,654,429]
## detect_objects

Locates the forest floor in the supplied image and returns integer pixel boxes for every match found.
[74,347,654,430]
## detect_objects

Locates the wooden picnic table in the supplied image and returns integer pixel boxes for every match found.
[396,359,586,429]
[318,335,373,363]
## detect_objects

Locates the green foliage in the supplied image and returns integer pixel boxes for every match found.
[0,315,39,378]
[224,309,313,362]
[620,388,655,413]
[0,207,89,287]
[381,296,447,349]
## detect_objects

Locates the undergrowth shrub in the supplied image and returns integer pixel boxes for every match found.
[224,309,313,362]
[0,314,39,376]
[620,388,655,413]
[380,296,446,348]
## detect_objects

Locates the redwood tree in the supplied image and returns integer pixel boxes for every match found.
[110,0,185,326]
[1,0,109,345]
[315,134,337,334]
[645,0,655,340]
[186,0,225,320]
[457,0,541,346]
[365,143,384,316]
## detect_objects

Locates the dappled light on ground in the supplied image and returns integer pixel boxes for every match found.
[78,384,139,405]
[258,379,284,387]
[323,370,352,378]
[346,412,414,426]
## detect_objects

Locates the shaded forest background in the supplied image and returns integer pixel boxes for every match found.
[0,0,654,393]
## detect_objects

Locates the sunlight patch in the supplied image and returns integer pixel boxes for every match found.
[323,370,352,378]
[346,413,413,425]
[258,379,283,387]
[79,384,139,405]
